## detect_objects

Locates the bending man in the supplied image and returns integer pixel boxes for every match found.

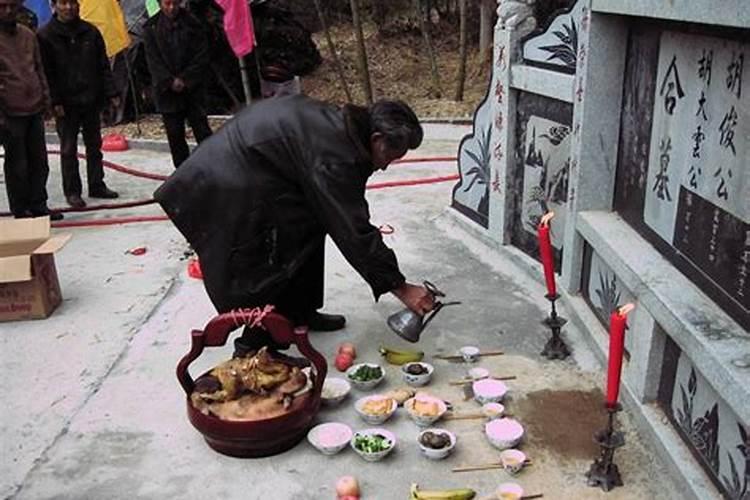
[154,95,435,354]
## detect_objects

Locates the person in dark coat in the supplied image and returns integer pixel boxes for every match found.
[143,0,212,168]
[154,96,436,354]
[0,0,62,220]
[37,0,120,209]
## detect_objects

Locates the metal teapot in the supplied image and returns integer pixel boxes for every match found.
[387,281,460,343]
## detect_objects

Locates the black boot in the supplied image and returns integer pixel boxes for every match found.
[307,311,346,332]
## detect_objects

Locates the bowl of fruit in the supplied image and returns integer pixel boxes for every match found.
[417,428,456,460]
[350,428,396,462]
[346,363,385,391]
[401,362,434,387]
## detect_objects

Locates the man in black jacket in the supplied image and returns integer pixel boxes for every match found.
[37,0,120,209]
[154,96,435,354]
[143,0,212,168]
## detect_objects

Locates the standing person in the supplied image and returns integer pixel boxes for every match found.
[37,0,120,209]
[0,0,62,220]
[143,0,212,168]
[154,96,436,356]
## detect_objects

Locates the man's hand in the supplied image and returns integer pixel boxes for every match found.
[171,78,186,92]
[109,96,121,109]
[53,105,65,118]
[392,282,435,316]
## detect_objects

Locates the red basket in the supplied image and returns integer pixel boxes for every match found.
[176,310,327,457]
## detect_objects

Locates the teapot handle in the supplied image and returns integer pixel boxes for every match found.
[176,310,327,409]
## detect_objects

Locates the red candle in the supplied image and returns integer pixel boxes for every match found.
[606,304,635,408]
[537,212,557,297]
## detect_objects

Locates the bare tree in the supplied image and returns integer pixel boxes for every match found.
[350,0,373,104]
[313,0,353,103]
[479,0,494,61]
[418,0,442,98]
[454,0,467,101]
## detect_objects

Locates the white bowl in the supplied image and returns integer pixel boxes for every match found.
[468,367,490,380]
[459,346,480,362]
[307,422,353,455]
[485,418,524,450]
[482,402,505,419]
[346,363,385,391]
[500,449,527,475]
[417,428,456,460]
[354,395,398,425]
[473,378,508,404]
[496,482,524,500]
[401,362,434,387]
[404,395,448,427]
[321,377,351,406]
[351,428,396,462]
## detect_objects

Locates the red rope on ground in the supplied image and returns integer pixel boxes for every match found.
[52,215,168,228]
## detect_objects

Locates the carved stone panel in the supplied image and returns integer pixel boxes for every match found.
[659,337,749,499]
[522,0,584,74]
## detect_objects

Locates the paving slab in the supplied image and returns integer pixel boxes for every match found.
[2,127,686,500]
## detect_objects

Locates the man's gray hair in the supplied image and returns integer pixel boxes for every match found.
[369,100,423,151]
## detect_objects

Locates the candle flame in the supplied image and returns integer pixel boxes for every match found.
[540,212,555,228]
[618,303,635,316]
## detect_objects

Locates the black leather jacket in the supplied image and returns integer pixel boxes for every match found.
[154,95,405,312]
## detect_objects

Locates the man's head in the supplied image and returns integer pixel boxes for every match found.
[369,100,423,171]
[51,0,80,23]
[159,0,182,19]
[0,0,19,25]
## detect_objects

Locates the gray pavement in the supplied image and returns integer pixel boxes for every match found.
[2,124,683,499]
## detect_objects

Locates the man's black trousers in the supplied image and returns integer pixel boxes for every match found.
[1,113,49,216]
[235,239,326,352]
[162,105,212,168]
[55,106,107,197]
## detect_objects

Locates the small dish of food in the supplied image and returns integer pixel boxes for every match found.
[307,422,353,455]
[401,362,434,387]
[473,378,508,404]
[417,428,456,460]
[468,367,490,380]
[459,346,480,363]
[404,393,448,427]
[350,428,396,462]
[499,449,527,475]
[482,402,505,420]
[495,482,524,500]
[354,394,398,425]
[321,377,351,406]
[346,363,385,391]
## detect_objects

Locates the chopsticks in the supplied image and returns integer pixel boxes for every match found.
[449,375,517,385]
[434,350,505,361]
[443,412,485,420]
[452,460,532,472]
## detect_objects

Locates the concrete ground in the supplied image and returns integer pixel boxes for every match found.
[1,125,685,500]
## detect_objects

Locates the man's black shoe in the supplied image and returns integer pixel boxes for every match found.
[31,208,64,221]
[13,210,34,219]
[66,194,86,208]
[307,311,346,332]
[89,187,119,199]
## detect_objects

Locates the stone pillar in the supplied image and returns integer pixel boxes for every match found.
[561,8,630,293]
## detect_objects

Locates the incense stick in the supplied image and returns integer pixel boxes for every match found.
[434,350,505,360]
[449,375,517,385]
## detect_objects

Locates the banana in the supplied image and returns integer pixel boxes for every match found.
[379,346,424,365]
[410,483,476,500]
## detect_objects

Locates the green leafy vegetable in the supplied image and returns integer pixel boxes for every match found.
[349,365,383,382]
[354,433,392,453]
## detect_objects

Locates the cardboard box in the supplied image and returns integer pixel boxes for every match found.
[0,217,71,321]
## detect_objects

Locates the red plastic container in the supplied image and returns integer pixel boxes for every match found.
[176,311,327,458]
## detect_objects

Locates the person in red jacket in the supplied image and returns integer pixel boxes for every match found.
[0,0,62,220]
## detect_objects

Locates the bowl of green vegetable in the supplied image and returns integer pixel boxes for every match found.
[350,428,396,462]
[346,363,385,391]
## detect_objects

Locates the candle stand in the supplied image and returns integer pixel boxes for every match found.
[586,404,625,492]
[541,293,570,360]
